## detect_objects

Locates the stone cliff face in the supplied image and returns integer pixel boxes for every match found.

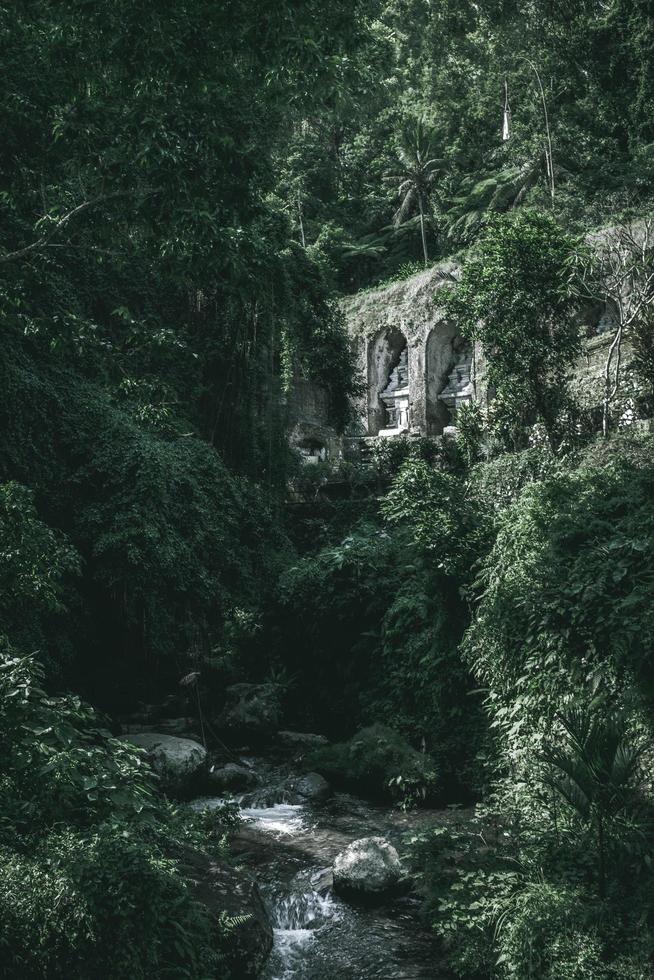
[340,260,484,440]
[575,330,638,426]
[287,246,647,461]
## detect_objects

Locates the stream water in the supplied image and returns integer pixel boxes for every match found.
[194,752,452,980]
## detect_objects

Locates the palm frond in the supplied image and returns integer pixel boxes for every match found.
[394,187,417,226]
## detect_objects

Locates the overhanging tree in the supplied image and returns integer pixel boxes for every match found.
[443,210,580,449]
[573,219,654,437]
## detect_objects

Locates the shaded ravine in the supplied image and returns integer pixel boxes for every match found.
[194,755,454,980]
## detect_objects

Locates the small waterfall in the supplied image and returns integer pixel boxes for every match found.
[274,886,334,931]
[240,802,306,836]
[266,874,337,980]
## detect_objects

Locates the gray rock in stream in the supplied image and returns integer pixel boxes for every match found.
[208,762,258,792]
[121,732,207,796]
[333,836,404,899]
[291,771,332,803]
[243,771,331,807]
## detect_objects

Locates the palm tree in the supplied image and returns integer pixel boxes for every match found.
[386,119,441,266]
[542,708,643,899]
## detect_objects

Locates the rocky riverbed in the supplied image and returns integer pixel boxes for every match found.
[193,746,455,980]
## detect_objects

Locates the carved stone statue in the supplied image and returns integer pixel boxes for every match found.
[380,347,410,435]
[438,351,474,416]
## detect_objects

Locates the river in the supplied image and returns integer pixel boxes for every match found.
[193,750,453,980]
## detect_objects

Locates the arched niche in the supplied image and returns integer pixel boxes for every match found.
[367,327,408,436]
[425,323,466,434]
[297,438,327,465]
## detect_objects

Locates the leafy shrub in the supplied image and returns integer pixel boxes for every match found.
[495,879,653,979]
[411,816,520,978]
[467,446,565,515]
[542,708,646,900]
[443,210,580,449]
[0,645,158,833]
[465,435,654,751]
[414,434,654,978]
[413,813,654,980]
[0,481,79,666]
[0,645,234,979]
[455,401,486,467]
[367,435,442,480]
[0,342,292,700]
[381,458,473,576]
[496,882,610,980]
[309,724,438,803]
[0,829,217,980]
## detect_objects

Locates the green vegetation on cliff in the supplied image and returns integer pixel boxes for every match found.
[3,2,654,978]
[275,0,654,290]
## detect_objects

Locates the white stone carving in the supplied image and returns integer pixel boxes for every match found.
[438,353,474,415]
[379,347,410,437]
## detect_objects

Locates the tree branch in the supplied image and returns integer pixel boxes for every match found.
[0,188,160,265]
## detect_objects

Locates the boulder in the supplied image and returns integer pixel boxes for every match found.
[208,762,257,792]
[278,730,329,750]
[217,683,282,739]
[122,733,206,796]
[333,836,404,899]
[307,724,437,802]
[241,782,302,808]
[242,772,331,808]
[177,846,273,978]
[291,771,332,803]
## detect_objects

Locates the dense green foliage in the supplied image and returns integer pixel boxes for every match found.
[0,3,371,976]
[280,427,654,976]
[274,0,654,290]
[0,495,236,978]
[309,724,438,803]
[443,210,580,448]
[409,434,654,979]
[3,1,654,977]
[0,336,294,700]
[274,497,484,795]
[0,0,368,696]
[0,647,243,980]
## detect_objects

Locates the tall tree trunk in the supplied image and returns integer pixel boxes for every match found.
[597,810,606,900]
[419,196,428,266]
[297,194,306,248]
[603,320,624,438]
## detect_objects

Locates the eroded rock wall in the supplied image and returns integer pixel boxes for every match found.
[287,251,646,457]
[340,260,486,438]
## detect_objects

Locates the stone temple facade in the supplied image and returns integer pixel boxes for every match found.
[286,260,487,462]
[287,253,644,463]
[341,259,486,442]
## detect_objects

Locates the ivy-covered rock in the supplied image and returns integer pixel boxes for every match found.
[216,683,283,739]
[122,733,207,796]
[208,763,258,792]
[309,724,437,802]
